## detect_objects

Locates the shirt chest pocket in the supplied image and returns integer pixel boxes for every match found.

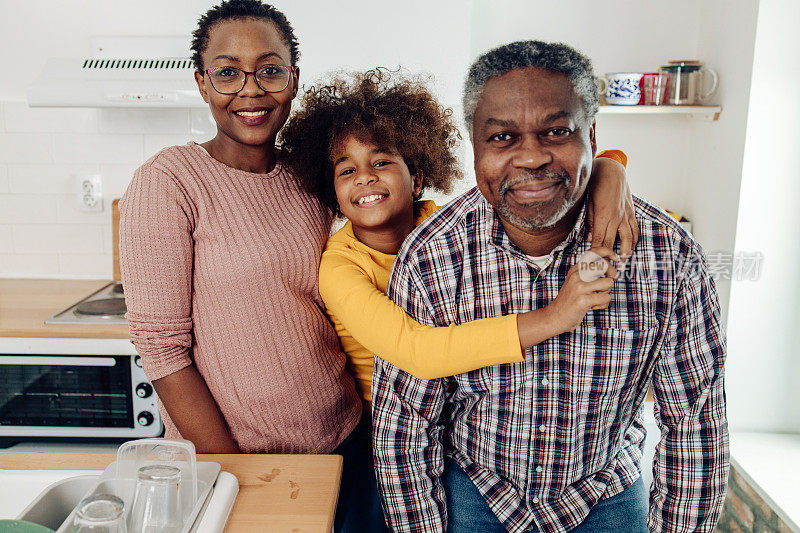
[566,325,660,406]
[451,363,527,410]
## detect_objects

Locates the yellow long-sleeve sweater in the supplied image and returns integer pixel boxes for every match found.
[319,201,523,403]
[319,150,629,403]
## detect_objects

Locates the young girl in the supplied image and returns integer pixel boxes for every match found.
[281,70,634,530]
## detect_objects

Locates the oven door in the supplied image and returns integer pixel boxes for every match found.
[0,355,162,438]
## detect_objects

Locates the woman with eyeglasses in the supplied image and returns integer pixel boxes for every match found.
[119,0,364,511]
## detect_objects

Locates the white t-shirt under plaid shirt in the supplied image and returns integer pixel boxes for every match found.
[372,187,728,533]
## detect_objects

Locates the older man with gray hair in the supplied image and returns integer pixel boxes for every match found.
[372,40,728,533]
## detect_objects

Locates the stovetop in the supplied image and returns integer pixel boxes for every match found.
[45,282,127,325]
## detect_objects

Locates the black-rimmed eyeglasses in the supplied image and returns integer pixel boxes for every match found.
[204,65,295,95]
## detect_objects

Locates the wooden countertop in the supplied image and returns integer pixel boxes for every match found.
[0,452,341,532]
[0,279,129,339]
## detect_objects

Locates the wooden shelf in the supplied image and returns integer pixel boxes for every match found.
[598,105,722,121]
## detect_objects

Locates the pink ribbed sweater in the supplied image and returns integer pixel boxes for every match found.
[119,142,361,453]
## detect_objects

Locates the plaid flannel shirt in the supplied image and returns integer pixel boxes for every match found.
[372,187,728,533]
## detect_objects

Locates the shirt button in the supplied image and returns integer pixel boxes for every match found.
[539,424,546,432]
[532,497,540,504]
[536,466,543,473]
[541,377,549,386]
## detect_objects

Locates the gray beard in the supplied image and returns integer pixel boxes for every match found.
[496,170,578,230]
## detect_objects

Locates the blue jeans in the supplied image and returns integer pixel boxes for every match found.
[444,457,648,532]
[332,414,387,532]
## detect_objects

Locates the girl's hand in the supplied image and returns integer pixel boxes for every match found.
[543,247,619,334]
[586,157,639,260]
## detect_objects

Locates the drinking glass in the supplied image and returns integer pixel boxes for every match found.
[128,465,182,533]
[642,72,670,105]
[72,494,126,533]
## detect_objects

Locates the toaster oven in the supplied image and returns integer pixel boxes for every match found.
[0,340,162,441]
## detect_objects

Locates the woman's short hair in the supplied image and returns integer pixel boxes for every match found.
[191,0,299,72]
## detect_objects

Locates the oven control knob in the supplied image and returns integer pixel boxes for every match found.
[137,411,155,426]
[134,356,143,368]
[135,383,153,398]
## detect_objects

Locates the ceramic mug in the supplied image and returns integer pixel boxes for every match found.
[602,72,644,105]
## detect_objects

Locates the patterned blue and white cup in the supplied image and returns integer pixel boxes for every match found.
[602,72,644,105]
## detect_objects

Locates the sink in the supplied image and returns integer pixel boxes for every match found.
[0,470,101,520]
[17,475,98,530]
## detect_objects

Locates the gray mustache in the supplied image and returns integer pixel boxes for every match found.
[498,169,571,196]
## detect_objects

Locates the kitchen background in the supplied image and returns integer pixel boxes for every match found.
[0,0,798,529]
[0,0,798,491]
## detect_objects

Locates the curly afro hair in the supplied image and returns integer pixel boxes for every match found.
[191,0,299,72]
[280,68,463,215]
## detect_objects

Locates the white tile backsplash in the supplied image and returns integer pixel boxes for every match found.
[0,253,60,277]
[0,133,53,164]
[99,164,138,198]
[52,133,144,165]
[58,253,113,276]
[0,225,12,253]
[102,225,114,255]
[99,109,189,135]
[8,164,100,194]
[0,194,58,224]
[3,102,97,133]
[0,164,8,193]
[13,224,103,254]
[190,108,216,138]
[56,195,111,224]
[0,99,198,277]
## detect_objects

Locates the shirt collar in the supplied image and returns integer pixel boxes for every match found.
[337,199,439,257]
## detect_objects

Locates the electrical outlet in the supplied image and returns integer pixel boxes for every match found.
[76,174,103,212]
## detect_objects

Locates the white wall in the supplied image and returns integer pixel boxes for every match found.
[687,0,760,326]
[726,0,800,433]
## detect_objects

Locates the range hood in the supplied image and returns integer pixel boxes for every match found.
[27,36,206,108]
